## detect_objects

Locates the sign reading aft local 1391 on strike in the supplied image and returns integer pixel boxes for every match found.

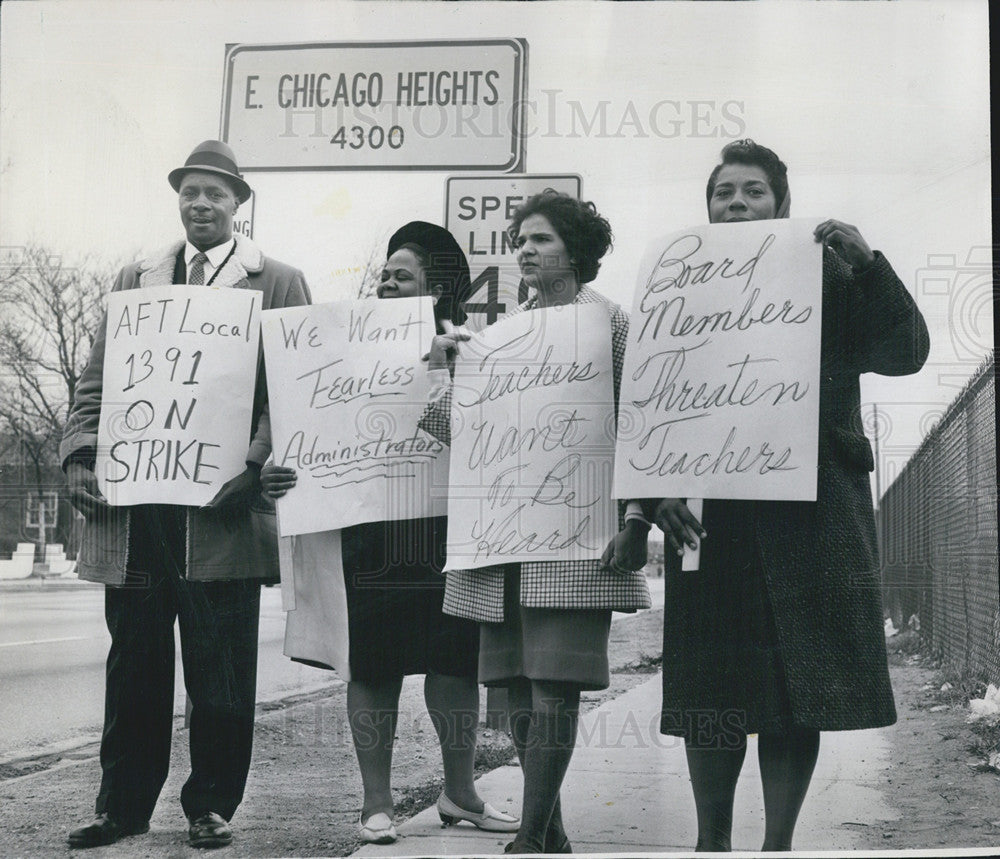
[446,175,580,331]
[221,40,527,172]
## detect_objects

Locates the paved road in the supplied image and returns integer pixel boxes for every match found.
[0,585,335,762]
[0,576,665,764]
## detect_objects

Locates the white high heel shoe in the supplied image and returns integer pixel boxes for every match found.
[437,793,520,832]
[358,811,397,844]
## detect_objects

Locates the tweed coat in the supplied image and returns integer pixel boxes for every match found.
[660,248,930,732]
[59,235,311,585]
[420,285,652,623]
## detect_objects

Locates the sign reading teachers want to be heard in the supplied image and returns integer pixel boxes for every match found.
[96,285,261,506]
[614,218,823,503]
[221,40,527,172]
[261,296,447,537]
[444,303,617,571]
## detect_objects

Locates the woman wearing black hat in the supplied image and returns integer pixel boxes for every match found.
[262,222,518,845]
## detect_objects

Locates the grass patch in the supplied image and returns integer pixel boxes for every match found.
[967,720,1000,763]
[474,731,517,775]
[618,652,663,674]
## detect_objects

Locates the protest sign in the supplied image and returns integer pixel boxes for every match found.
[95,285,261,506]
[615,218,822,502]
[261,296,447,536]
[444,303,617,571]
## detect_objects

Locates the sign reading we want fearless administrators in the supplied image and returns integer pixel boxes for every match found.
[221,40,527,171]
[96,286,261,506]
[614,219,823,502]
[261,297,447,537]
[445,303,617,571]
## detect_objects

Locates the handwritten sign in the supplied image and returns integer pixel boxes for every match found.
[444,303,617,571]
[615,218,822,502]
[96,285,261,506]
[261,296,447,536]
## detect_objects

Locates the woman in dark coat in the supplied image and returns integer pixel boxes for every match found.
[605,140,930,852]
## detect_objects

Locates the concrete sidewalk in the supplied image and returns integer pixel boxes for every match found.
[355,673,899,857]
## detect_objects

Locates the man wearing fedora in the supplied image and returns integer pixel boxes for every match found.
[62,140,311,849]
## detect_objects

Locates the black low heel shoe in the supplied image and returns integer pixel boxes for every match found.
[68,813,149,848]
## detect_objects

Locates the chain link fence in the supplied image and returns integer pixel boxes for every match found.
[879,352,998,682]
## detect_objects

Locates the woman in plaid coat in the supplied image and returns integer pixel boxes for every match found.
[423,191,650,853]
[606,140,930,852]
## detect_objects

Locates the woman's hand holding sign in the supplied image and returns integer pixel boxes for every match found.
[813,220,875,270]
[600,519,651,574]
[653,498,706,557]
[425,320,471,371]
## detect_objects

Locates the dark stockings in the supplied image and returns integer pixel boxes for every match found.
[685,742,747,852]
[759,728,820,851]
[505,678,578,854]
[685,727,820,852]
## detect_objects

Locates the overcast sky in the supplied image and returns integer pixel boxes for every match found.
[1,0,992,490]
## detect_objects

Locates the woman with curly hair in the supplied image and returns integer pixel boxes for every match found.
[423,191,651,853]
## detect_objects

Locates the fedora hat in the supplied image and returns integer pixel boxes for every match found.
[168,140,252,204]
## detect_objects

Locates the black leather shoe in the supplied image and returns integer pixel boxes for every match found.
[68,813,149,848]
[187,812,233,848]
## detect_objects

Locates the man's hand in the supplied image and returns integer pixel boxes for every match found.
[204,466,261,510]
[652,498,706,556]
[600,519,650,574]
[66,461,108,517]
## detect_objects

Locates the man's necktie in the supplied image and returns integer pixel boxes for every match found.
[188,252,208,285]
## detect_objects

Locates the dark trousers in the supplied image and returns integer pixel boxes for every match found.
[95,506,260,824]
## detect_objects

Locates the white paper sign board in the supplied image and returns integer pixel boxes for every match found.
[445,174,581,332]
[261,296,447,536]
[444,303,617,570]
[222,40,527,171]
[96,285,261,506]
[615,218,823,502]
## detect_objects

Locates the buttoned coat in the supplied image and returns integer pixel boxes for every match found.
[60,236,311,585]
[421,285,652,622]
[660,248,930,732]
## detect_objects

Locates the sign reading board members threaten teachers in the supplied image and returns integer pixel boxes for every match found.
[221,40,527,172]
[614,219,823,503]
[95,286,261,506]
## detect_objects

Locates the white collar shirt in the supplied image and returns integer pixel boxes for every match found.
[184,238,236,285]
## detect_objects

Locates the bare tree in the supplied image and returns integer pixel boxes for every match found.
[354,232,389,300]
[0,244,113,553]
